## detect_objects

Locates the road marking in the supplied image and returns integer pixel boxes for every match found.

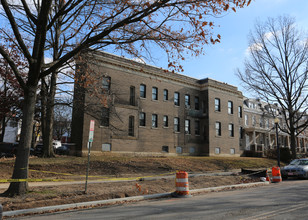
[240,202,308,220]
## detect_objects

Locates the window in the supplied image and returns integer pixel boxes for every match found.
[130,86,135,106]
[101,107,109,126]
[152,114,158,128]
[252,116,256,126]
[228,101,233,114]
[238,106,242,118]
[102,76,111,93]
[163,89,168,101]
[245,115,248,126]
[128,116,134,136]
[174,92,180,106]
[215,147,220,154]
[229,123,234,137]
[152,87,158,100]
[189,147,195,154]
[163,115,168,127]
[215,98,220,112]
[139,112,146,126]
[174,117,180,132]
[185,94,190,108]
[195,97,200,110]
[176,146,183,154]
[215,122,221,136]
[140,84,146,98]
[162,146,169,153]
[185,119,191,134]
[195,120,200,135]
[230,148,235,155]
[239,127,243,139]
[266,119,269,128]
[259,118,263,127]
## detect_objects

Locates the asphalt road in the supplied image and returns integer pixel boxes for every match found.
[18,179,308,220]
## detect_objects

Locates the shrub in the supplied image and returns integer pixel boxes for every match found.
[265,148,291,163]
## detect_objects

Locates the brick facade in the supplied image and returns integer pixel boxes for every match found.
[71,51,244,156]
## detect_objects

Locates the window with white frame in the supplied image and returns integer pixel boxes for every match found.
[185,94,190,108]
[252,116,256,126]
[140,84,146,98]
[185,119,191,134]
[102,76,111,94]
[215,98,221,112]
[139,112,146,126]
[163,89,168,101]
[229,123,234,137]
[174,117,180,132]
[174,92,180,106]
[163,115,168,127]
[152,87,158,100]
[245,115,248,126]
[152,114,158,128]
[228,101,233,114]
[215,147,220,154]
[230,148,235,155]
[238,106,242,118]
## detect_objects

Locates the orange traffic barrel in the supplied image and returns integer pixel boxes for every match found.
[172,171,192,198]
[272,166,282,183]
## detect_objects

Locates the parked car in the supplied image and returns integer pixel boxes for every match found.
[281,158,308,179]
[0,142,18,158]
[52,140,62,150]
[33,143,44,157]
[55,144,70,155]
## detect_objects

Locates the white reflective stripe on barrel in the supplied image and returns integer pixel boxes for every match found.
[176,187,189,191]
[176,178,188,182]
[272,176,282,179]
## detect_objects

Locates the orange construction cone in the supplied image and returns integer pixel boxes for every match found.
[266,170,271,183]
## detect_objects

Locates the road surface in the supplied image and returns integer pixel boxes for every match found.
[18,179,308,220]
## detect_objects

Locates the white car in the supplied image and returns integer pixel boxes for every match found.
[52,140,62,149]
[281,159,308,179]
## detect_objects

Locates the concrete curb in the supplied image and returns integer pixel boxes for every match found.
[2,181,270,218]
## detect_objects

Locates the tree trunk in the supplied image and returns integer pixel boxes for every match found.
[40,78,47,154]
[290,131,297,160]
[0,118,6,142]
[42,72,58,157]
[3,86,37,196]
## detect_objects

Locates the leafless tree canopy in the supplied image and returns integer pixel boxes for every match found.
[237,15,308,158]
[0,0,251,196]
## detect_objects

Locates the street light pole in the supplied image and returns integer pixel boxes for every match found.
[274,117,280,167]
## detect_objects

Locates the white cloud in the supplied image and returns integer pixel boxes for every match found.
[245,42,263,56]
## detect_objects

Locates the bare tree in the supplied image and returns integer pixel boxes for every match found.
[237,15,308,159]
[0,0,251,196]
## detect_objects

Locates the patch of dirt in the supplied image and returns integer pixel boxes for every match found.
[1,175,259,212]
[0,155,270,212]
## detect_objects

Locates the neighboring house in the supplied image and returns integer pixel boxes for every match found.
[242,98,308,154]
[2,118,21,143]
[72,51,243,156]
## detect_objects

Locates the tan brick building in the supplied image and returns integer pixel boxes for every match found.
[71,51,244,156]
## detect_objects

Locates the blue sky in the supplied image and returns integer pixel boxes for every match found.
[146,0,308,97]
